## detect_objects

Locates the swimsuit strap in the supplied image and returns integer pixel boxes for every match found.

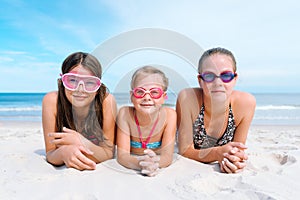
[134,110,160,149]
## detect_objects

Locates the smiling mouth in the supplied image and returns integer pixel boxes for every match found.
[73,95,88,99]
[211,90,225,93]
[140,104,154,106]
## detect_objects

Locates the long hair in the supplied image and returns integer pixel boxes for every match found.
[56,52,108,145]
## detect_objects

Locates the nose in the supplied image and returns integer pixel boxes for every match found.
[76,80,85,92]
[214,76,223,84]
[143,92,152,100]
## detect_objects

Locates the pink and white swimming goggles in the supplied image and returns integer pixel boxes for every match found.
[61,73,101,93]
[132,87,164,99]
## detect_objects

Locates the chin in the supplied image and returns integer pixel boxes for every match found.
[138,105,160,114]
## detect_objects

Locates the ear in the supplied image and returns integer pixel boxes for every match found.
[163,92,168,100]
[197,74,203,87]
[129,90,134,102]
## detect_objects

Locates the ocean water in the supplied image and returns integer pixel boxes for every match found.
[0,93,299,125]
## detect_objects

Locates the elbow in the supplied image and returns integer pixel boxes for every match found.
[178,145,190,157]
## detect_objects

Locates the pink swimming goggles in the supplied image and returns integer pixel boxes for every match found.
[61,73,101,93]
[132,87,164,99]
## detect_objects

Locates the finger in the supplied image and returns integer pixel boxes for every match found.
[234,142,247,150]
[231,150,247,161]
[78,145,94,155]
[75,151,97,170]
[136,155,150,161]
[50,138,63,145]
[69,160,93,171]
[223,153,242,162]
[223,158,238,172]
[230,147,239,154]
[219,162,225,173]
[243,153,249,160]
[48,132,65,139]
[141,167,159,176]
[66,161,82,170]
[221,160,232,173]
[233,168,244,173]
[139,161,152,167]
[62,127,75,133]
[149,162,159,171]
[144,149,156,157]
[234,161,247,169]
[141,169,151,175]
[151,156,160,163]
[147,170,158,177]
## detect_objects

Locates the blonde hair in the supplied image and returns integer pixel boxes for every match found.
[131,66,169,91]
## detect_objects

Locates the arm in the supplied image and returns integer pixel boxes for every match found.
[220,91,256,173]
[231,91,256,143]
[42,92,63,165]
[80,93,117,162]
[156,107,176,168]
[116,107,142,170]
[176,88,238,163]
[42,92,96,170]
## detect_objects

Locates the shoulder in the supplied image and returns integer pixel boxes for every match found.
[176,87,202,112]
[177,87,202,99]
[232,90,256,107]
[42,91,58,105]
[103,92,116,103]
[231,91,256,117]
[102,93,117,110]
[163,107,177,117]
[117,106,133,118]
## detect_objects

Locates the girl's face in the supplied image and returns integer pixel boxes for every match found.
[198,53,237,101]
[64,65,98,110]
[131,73,166,114]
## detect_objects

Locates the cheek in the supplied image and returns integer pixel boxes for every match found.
[64,90,72,102]
[130,96,140,105]
[155,97,165,105]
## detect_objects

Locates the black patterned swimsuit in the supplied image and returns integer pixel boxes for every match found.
[193,105,236,149]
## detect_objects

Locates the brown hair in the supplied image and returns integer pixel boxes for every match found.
[198,47,237,73]
[56,52,108,145]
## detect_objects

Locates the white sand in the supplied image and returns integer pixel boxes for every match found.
[1,121,299,200]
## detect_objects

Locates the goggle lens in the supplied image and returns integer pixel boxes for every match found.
[199,71,236,83]
[132,87,164,99]
[61,73,101,93]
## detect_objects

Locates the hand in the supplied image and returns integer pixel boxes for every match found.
[59,145,96,170]
[220,157,247,173]
[219,143,248,173]
[137,149,160,177]
[49,127,83,147]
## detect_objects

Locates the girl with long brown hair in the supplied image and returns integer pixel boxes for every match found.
[42,52,116,170]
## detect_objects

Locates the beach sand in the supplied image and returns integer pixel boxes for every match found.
[1,121,299,200]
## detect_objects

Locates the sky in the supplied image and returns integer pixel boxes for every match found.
[0,0,299,94]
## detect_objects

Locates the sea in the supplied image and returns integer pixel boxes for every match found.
[0,93,299,126]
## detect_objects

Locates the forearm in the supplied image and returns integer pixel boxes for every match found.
[182,146,221,163]
[117,153,141,170]
[158,148,174,168]
[46,148,65,166]
[86,143,114,163]
[79,136,114,163]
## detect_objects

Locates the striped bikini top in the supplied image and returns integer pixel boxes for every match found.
[193,105,236,149]
[130,141,161,149]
